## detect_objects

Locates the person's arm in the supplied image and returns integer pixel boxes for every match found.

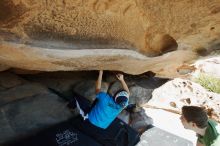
[116,73,130,95]
[96,70,103,94]
[196,140,205,146]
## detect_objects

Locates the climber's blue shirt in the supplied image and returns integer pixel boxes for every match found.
[88,92,128,129]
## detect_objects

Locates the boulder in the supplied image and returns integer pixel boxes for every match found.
[72,80,109,101]
[107,81,123,97]
[1,0,220,78]
[0,72,27,89]
[0,81,73,144]
[0,92,73,144]
[191,57,220,79]
[0,64,9,72]
[0,71,77,144]
[117,110,130,124]
[129,86,153,106]
[130,107,153,134]
[0,83,48,106]
[147,78,220,122]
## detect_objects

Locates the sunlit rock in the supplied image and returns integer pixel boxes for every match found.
[147,78,220,122]
[0,0,219,78]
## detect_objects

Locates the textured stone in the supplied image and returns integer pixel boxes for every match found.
[0,83,48,106]
[130,107,153,134]
[191,57,220,79]
[137,127,193,146]
[0,0,220,78]
[0,93,73,144]
[147,78,220,122]
[129,86,153,106]
[0,64,9,72]
[72,80,109,101]
[117,110,130,124]
[0,72,27,89]
[107,81,123,97]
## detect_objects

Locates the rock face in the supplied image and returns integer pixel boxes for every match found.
[0,0,220,78]
[0,64,9,72]
[192,57,220,79]
[137,127,193,146]
[0,71,160,144]
[129,107,153,134]
[0,72,73,144]
[147,78,220,122]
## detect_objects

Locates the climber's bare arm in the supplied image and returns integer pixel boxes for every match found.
[96,70,103,94]
[116,73,130,95]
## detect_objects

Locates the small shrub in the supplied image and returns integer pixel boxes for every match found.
[194,73,220,94]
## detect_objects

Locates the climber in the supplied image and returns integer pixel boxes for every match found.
[68,70,130,129]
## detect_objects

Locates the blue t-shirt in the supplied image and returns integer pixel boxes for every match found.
[88,92,128,129]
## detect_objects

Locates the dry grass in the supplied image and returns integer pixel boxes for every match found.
[194,73,220,94]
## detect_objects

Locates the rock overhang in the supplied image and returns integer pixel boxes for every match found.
[0,0,220,78]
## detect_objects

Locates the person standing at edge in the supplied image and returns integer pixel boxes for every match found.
[180,106,220,146]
